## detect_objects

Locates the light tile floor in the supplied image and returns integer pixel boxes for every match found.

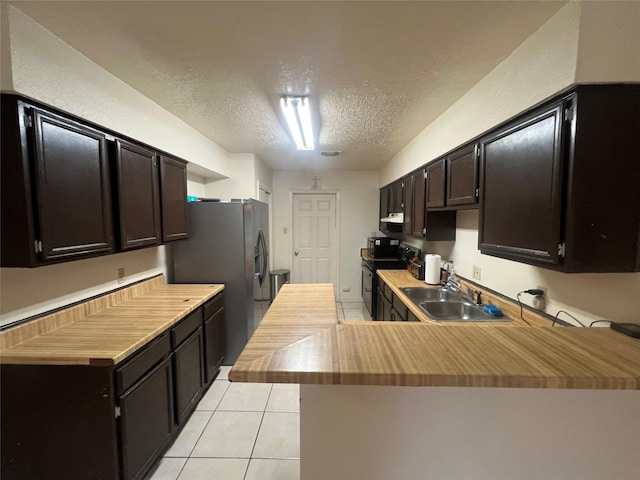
[150,301,366,480]
[338,300,371,320]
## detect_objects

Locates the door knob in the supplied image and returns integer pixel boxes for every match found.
[294,251,299,256]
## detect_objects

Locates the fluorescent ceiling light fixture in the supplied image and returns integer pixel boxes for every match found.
[280,96,314,150]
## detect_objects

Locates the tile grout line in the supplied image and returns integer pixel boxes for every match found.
[242,383,273,480]
[170,376,230,462]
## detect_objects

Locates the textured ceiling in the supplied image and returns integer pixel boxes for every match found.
[10,1,565,171]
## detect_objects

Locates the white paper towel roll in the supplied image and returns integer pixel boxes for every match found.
[424,254,442,285]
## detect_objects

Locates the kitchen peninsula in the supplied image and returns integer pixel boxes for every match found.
[230,282,640,480]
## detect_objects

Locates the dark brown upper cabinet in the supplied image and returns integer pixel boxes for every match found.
[446,143,479,207]
[425,159,446,208]
[411,169,426,237]
[479,85,640,272]
[114,139,161,250]
[479,102,564,266]
[378,186,389,232]
[159,155,189,242]
[1,96,115,267]
[402,174,413,235]
[389,179,404,213]
[2,94,190,267]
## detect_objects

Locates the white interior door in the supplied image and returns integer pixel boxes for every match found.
[292,193,338,293]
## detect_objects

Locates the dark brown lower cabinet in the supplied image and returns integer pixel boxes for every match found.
[392,295,408,321]
[378,287,393,321]
[0,299,227,480]
[119,356,174,480]
[0,365,119,480]
[376,287,385,321]
[204,307,226,382]
[173,327,205,425]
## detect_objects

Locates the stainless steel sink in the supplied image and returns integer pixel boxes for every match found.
[400,287,458,302]
[400,286,511,322]
[419,300,510,322]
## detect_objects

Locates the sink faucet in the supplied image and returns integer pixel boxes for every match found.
[444,277,461,292]
[444,279,482,305]
[467,287,482,305]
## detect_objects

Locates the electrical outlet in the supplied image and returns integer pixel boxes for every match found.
[472,265,482,281]
[117,267,125,284]
[532,295,546,310]
[533,285,546,310]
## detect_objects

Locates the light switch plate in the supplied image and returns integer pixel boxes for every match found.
[472,265,481,281]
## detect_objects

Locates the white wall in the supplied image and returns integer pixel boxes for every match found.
[302,385,640,480]
[381,1,581,187]
[0,6,233,326]
[187,173,207,198]
[3,5,231,178]
[254,154,274,193]
[0,249,167,327]
[378,2,640,325]
[575,1,640,83]
[204,153,273,200]
[272,170,379,301]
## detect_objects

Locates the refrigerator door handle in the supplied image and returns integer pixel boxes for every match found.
[261,232,268,285]
[257,229,266,286]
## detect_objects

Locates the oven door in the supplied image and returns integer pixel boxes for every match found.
[362,261,374,317]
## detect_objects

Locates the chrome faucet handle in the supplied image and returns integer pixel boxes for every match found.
[465,287,482,305]
[445,278,461,291]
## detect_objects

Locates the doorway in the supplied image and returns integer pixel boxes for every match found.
[291,192,339,296]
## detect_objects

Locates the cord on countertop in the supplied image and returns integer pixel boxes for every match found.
[516,292,533,327]
[589,320,613,327]
[552,310,586,327]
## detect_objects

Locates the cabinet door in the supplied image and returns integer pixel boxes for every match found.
[382,293,393,320]
[390,180,404,212]
[159,155,189,242]
[375,287,385,321]
[447,144,479,206]
[402,175,413,235]
[204,308,226,383]
[173,327,205,425]
[114,139,161,250]
[411,169,426,237]
[392,294,408,321]
[426,159,446,208]
[31,108,114,261]
[479,102,564,265]
[119,355,174,480]
[379,187,389,232]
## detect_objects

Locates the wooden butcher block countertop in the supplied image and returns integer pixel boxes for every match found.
[230,282,640,389]
[0,277,223,367]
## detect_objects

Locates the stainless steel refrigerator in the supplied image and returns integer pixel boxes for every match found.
[172,199,269,365]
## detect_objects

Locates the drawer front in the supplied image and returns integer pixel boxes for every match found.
[382,282,393,301]
[171,309,204,348]
[392,295,408,320]
[116,333,171,394]
[203,293,224,319]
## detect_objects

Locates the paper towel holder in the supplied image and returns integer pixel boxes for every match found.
[424,253,442,285]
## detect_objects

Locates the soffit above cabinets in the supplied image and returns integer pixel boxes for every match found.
[10,1,566,171]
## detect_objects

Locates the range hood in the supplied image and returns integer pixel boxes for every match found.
[380,212,404,224]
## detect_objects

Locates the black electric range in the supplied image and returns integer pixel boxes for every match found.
[361,243,420,319]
